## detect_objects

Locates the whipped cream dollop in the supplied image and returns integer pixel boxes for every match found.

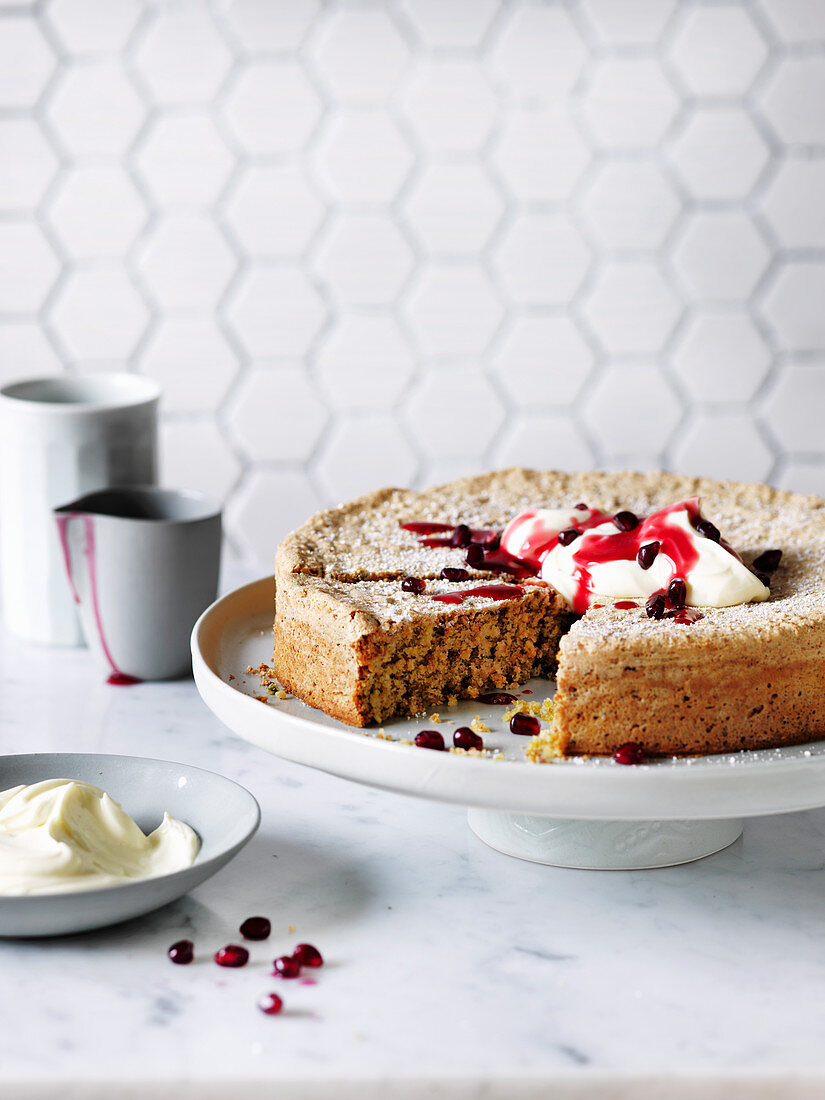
[0,779,200,896]
[502,498,769,614]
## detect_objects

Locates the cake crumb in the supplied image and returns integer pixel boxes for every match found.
[275,689,288,700]
[470,716,490,733]
[526,725,567,762]
[504,697,555,724]
[254,695,268,703]
[447,697,458,707]
[429,713,442,723]
[288,924,297,933]
[228,674,235,681]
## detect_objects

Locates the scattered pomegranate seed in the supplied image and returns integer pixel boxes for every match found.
[441,567,470,582]
[613,510,638,531]
[415,730,445,750]
[510,712,540,736]
[645,591,666,620]
[753,548,782,573]
[214,944,249,968]
[240,916,271,941]
[273,955,302,978]
[667,577,687,609]
[453,727,483,751]
[637,541,660,570]
[690,514,721,542]
[481,531,501,550]
[168,940,194,965]
[258,993,284,1015]
[614,601,637,609]
[574,502,589,511]
[613,742,645,765]
[465,544,485,569]
[478,691,517,704]
[665,608,704,625]
[557,527,580,547]
[293,943,323,968]
[451,523,471,547]
[401,576,426,594]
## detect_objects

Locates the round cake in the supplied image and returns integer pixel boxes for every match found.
[272,469,825,757]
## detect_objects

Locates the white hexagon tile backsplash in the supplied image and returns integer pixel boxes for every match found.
[2,0,825,564]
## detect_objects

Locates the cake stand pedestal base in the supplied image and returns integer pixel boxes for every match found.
[467,810,743,869]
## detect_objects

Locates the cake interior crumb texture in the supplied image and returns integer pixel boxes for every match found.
[272,468,825,758]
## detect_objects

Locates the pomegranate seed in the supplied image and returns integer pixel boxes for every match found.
[667,577,687,610]
[481,531,501,551]
[478,691,517,704]
[415,730,445,750]
[645,591,666,620]
[240,916,271,941]
[574,502,589,511]
[753,548,782,573]
[453,727,483,751]
[401,576,426,594]
[168,940,193,965]
[613,511,638,532]
[465,544,485,569]
[636,541,659,570]
[214,944,249,968]
[451,524,471,547]
[293,943,323,968]
[613,742,645,765]
[691,515,720,542]
[557,527,580,547]
[258,993,284,1015]
[441,567,470,582]
[273,955,302,978]
[510,712,540,736]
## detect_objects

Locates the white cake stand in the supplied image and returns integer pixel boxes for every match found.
[192,578,825,870]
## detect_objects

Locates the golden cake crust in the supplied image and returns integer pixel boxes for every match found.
[273,468,825,755]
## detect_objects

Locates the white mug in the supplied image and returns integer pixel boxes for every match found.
[0,374,160,645]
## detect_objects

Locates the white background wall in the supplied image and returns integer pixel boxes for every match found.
[1,0,824,564]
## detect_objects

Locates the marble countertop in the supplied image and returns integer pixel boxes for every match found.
[3,571,825,1099]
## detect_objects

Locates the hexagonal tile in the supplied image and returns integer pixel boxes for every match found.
[45,61,145,158]
[762,366,825,453]
[581,0,676,44]
[404,370,505,458]
[137,215,236,311]
[669,109,769,201]
[492,415,595,472]
[221,0,320,53]
[311,8,409,104]
[226,469,324,566]
[49,268,149,363]
[226,367,326,462]
[47,166,148,259]
[0,119,58,213]
[133,5,232,104]
[225,164,324,259]
[403,164,502,256]
[227,266,326,359]
[312,111,413,204]
[0,222,59,313]
[222,61,322,155]
[762,262,825,351]
[759,0,825,42]
[671,414,774,482]
[400,0,498,48]
[160,419,240,502]
[489,6,586,100]
[584,366,682,455]
[491,107,590,203]
[404,266,504,358]
[490,316,594,407]
[580,262,681,355]
[313,214,413,306]
[775,462,825,496]
[315,414,417,501]
[494,213,590,305]
[0,322,62,386]
[404,59,496,153]
[579,161,680,251]
[580,59,679,149]
[672,312,771,404]
[46,0,140,54]
[134,113,234,208]
[759,57,825,146]
[316,315,415,409]
[672,212,770,302]
[760,160,825,249]
[0,17,55,107]
[139,317,239,414]
[669,6,767,97]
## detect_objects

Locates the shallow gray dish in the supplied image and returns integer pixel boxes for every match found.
[0,753,260,938]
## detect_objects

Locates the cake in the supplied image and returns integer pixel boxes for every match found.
[272,469,825,757]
